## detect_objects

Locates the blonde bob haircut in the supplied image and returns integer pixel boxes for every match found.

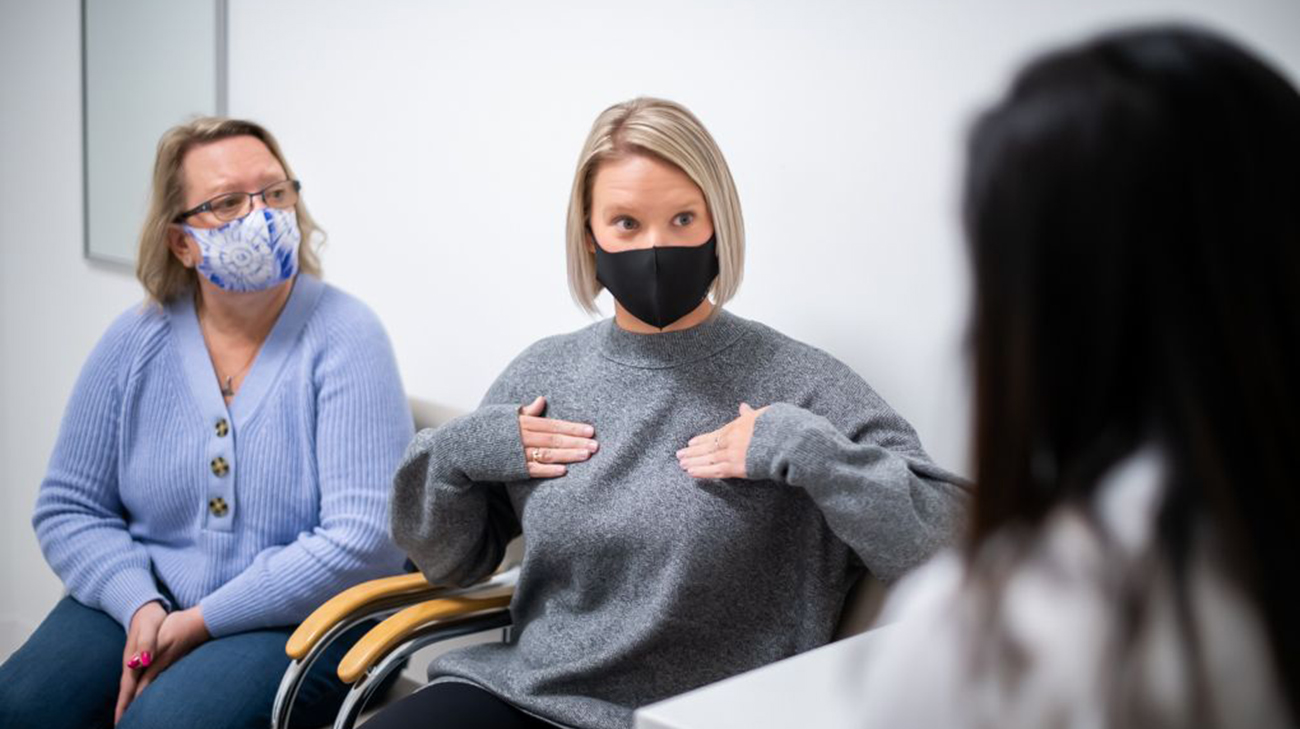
[566,97,744,315]
[135,116,322,304]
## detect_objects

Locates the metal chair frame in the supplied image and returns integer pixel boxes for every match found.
[271,568,519,729]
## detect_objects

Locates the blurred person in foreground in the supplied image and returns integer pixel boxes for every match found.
[856,25,1299,729]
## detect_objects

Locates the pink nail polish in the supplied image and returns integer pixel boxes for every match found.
[140,652,152,668]
[127,656,141,669]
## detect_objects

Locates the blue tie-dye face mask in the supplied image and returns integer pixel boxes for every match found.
[183,207,301,292]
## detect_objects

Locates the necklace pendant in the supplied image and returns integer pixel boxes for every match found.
[220,376,236,398]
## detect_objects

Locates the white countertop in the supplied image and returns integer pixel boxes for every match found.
[634,627,892,729]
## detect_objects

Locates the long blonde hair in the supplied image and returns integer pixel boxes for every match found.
[565,98,745,315]
[135,117,322,304]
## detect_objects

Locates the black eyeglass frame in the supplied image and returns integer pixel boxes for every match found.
[173,179,302,223]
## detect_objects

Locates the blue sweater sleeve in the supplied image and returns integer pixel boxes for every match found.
[199,303,412,636]
[32,310,170,629]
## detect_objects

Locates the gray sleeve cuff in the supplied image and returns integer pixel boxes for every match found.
[746,402,829,483]
[442,403,532,484]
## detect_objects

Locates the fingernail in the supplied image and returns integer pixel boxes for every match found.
[583,426,594,436]
[140,652,152,667]
[127,656,141,669]
[587,441,599,452]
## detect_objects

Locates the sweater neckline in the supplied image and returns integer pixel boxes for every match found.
[597,308,749,369]
[168,274,325,427]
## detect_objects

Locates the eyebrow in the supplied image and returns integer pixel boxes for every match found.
[599,200,705,217]
[192,167,288,201]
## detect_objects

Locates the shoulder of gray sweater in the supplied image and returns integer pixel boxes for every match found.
[738,314,932,454]
[518,319,603,363]
[739,315,882,405]
[482,320,605,404]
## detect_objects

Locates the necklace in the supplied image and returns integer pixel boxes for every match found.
[198,310,260,399]
[218,366,251,397]
[216,347,257,398]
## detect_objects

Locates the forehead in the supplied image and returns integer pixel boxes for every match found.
[591,154,704,209]
[181,135,285,200]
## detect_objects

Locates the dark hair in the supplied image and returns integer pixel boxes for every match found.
[965,24,1299,722]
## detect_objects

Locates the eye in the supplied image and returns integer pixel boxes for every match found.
[672,212,695,227]
[211,194,245,215]
[613,216,639,231]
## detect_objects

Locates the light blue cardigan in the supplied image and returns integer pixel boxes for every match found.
[33,274,411,637]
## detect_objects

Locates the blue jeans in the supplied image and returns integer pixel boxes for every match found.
[0,596,363,729]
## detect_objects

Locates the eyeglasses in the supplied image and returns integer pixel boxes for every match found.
[174,179,301,223]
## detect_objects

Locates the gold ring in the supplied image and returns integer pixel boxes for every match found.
[533,448,544,463]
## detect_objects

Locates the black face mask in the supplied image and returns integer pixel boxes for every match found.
[592,233,720,330]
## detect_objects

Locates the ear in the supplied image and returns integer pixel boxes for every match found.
[585,224,597,255]
[167,224,196,268]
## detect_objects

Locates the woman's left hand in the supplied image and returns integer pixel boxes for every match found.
[677,403,770,479]
[119,606,211,716]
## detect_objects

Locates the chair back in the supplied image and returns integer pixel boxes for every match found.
[410,397,466,432]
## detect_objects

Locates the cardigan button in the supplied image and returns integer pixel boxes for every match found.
[210,456,229,477]
[215,418,229,438]
[208,497,229,517]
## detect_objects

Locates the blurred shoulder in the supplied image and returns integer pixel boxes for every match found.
[109,298,170,337]
[95,299,171,362]
[313,279,389,336]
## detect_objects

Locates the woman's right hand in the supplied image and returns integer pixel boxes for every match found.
[518,396,598,478]
[115,600,166,723]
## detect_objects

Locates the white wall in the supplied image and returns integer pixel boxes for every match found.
[224,0,1300,478]
[0,0,147,655]
[3,0,1299,655]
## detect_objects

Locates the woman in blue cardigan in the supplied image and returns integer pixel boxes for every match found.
[0,118,412,729]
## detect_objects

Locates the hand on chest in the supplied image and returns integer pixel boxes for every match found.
[508,388,798,545]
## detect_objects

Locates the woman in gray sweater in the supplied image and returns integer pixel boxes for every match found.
[374,97,969,729]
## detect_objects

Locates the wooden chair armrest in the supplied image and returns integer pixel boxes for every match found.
[337,590,513,683]
[287,573,448,660]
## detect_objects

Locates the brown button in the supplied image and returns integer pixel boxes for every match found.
[210,456,229,477]
[215,419,229,438]
[209,497,229,517]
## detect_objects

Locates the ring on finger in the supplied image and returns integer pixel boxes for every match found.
[532,448,546,464]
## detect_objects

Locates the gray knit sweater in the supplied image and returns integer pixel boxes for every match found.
[391,310,969,729]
